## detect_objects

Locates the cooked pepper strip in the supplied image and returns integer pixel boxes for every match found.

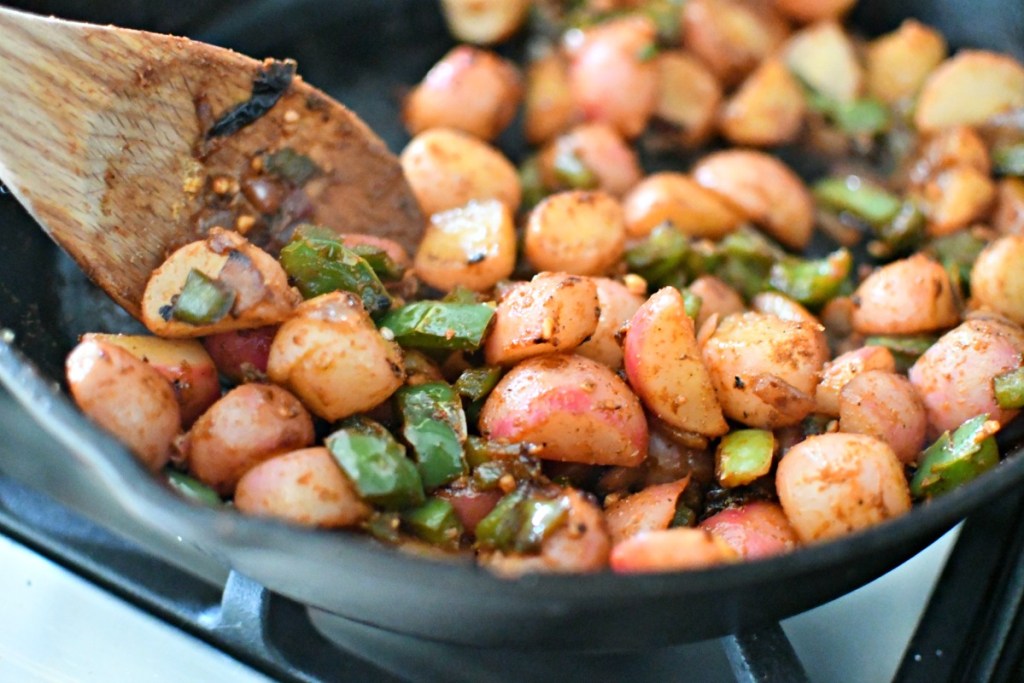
[326,417,425,510]
[715,227,785,300]
[715,429,775,488]
[347,244,405,282]
[475,488,570,553]
[279,225,392,315]
[395,382,468,490]
[625,223,692,288]
[681,288,702,320]
[831,98,890,136]
[769,249,852,309]
[165,469,222,507]
[455,366,503,402]
[170,269,236,325]
[995,367,1024,409]
[869,201,927,259]
[401,497,464,548]
[378,301,495,351]
[813,176,902,226]
[911,414,1001,499]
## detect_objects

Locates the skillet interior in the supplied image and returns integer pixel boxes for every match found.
[1,0,1023,649]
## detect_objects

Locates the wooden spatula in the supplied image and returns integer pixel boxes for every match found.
[0,7,424,319]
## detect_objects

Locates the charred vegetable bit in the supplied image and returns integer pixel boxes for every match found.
[206,59,296,139]
[474,487,570,554]
[911,415,1001,499]
[716,429,775,488]
[165,469,223,507]
[869,201,926,259]
[769,249,852,309]
[995,367,1024,410]
[395,382,468,490]
[813,176,902,226]
[378,301,495,351]
[170,269,236,325]
[401,497,464,548]
[993,144,1024,177]
[279,224,392,315]
[326,417,425,510]
[263,148,321,186]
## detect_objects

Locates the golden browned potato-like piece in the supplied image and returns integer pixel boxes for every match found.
[970,235,1024,326]
[525,190,626,276]
[908,126,991,186]
[440,0,531,45]
[994,178,1024,235]
[576,278,644,370]
[919,166,996,236]
[681,0,790,88]
[267,292,405,421]
[772,0,855,23]
[719,58,807,147]
[400,128,521,216]
[693,150,815,249]
[850,254,960,335]
[915,51,1024,133]
[653,51,723,147]
[403,45,522,141]
[783,21,863,103]
[866,20,947,103]
[623,172,744,240]
[538,123,642,197]
[141,228,300,339]
[524,51,577,145]
[415,199,517,292]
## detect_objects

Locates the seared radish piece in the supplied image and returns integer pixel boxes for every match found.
[525,190,626,276]
[403,45,522,141]
[866,20,947,103]
[702,312,830,429]
[689,275,745,330]
[994,179,1024,235]
[693,150,815,250]
[414,199,516,292]
[719,58,806,147]
[605,478,691,544]
[576,277,644,369]
[909,126,991,186]
[141,228,300,338]
[838,370,928,465]
[234,447,371,528]
[783,21,864,103]
[815,345,897,416]
[84,333,219,428]
[971,236,1024,325]
[909,316,1024,435]
[524,51,577,145]
[920,166,996,236]
[201,326,276,384]
[483,489,611,575]
[567,15,658,139]
[479,354,648,466]
[750,292,820,328]
[267,291,405,421]
[915,51,1024,133]
[773,0,855,22]
[400,128,521,216]
[699,501,799,560]
[850,254,959,335]
[179,384,314,495]
[653,51,723,146]
[610,527,738,573]
[776,433,911,543]
[681,0,790,88]
[484,272,599,366]
[66,339,180,471]
[538,123,642,197]
[622,172,744,240]
[439,0,530,45]
[624,287,729,437]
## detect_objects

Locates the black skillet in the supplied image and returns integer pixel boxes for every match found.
[1,0,1023,651]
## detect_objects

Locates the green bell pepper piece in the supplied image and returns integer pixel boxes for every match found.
[326,418,425,510]
[715,429,775,488]
[769,249,852,309]
[994,144,1024,177]
[264,148,320,186]
[165,469,223,507]
[911,414,1001,499]
[814,176,902,226]
[396,382,468,490]
[995,367,1024,409]
[378,301,495,351]
[625,223,692,288]
[455,366,503,402]
[474,488,569,553]
[171,269,235,325]
[346,243,405,282]
[401,498,464,548]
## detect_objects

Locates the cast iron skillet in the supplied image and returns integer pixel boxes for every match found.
[1,0,1023,651]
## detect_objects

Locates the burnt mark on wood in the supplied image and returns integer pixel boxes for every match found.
[205,60,297,140]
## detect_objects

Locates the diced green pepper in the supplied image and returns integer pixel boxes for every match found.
[715,429,775,488]
[347,244,405,282]
[832,98,890,136]
[995,367,1024,409]
[994,144,1024,177]
[455,366,503,402]
[519,155,548,210]
[715,227,786,300]
[171,269,235,325]
[625,223,692,288]
[279,225,392,316]
[769,249,852,309]
[378,301,495,351]
[865,334,937,373]
[165,469,223,507]
[364,511,402,543]
[552,145,598,190]
[465,437,538,469]
[681,288,702,320]
[326,417,425,510]
[401,498,464,548]
[442,285,483,305]
[514,497,570,551]
[474,488,569,553]
[926,230,989,292]
[911,414,1001,499]
[644,0,685,43]
[814,176,902,226]
[264,148,320,186]
[869,201,927,259]
[670,504,697,528]
[473,488,526,549]
[395,382,468,490]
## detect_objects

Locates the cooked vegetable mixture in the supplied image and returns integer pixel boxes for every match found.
[65,0,1024,575]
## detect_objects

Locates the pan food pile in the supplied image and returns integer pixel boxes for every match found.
[63,0,1024,576]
